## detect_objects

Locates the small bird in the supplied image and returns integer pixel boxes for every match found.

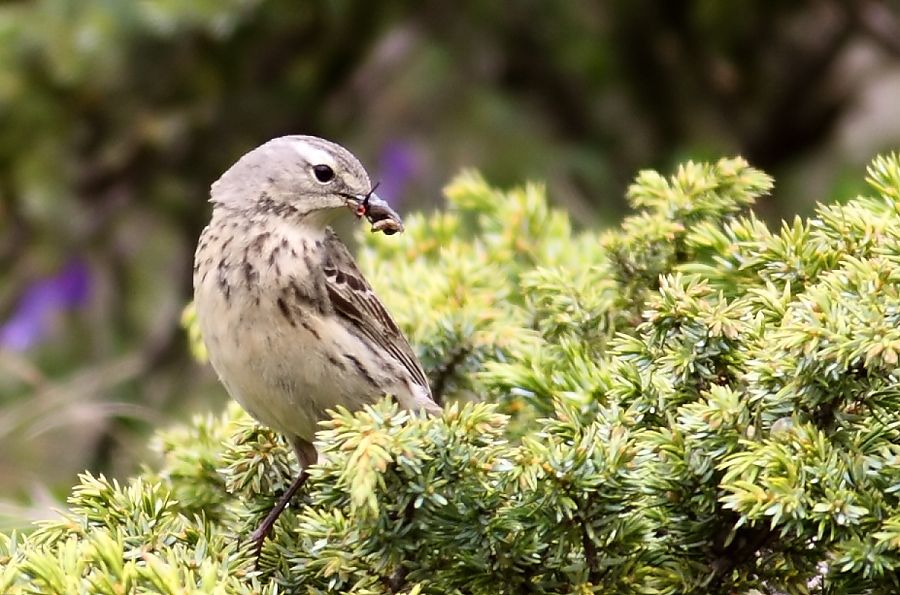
[192,136,439,554]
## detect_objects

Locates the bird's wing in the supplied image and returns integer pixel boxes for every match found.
[321,230,432,395]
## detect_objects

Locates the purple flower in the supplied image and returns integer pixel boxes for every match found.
[0,260,92,351]
[376,140,422,207]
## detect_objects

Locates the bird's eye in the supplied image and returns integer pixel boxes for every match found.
[313,164,335,183]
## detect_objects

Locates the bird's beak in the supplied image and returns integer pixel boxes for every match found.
[352,192,405,235]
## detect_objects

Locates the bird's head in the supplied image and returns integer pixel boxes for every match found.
[210,135,403,234]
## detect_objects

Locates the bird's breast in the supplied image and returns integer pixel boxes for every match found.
[192,216,415,440]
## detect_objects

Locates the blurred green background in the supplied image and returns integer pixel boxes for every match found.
[1,0,899,527]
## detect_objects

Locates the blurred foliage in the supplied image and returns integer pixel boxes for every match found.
[2,0,900,522]
[4,155,900,592]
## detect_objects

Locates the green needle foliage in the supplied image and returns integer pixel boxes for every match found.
[4,154,900,593]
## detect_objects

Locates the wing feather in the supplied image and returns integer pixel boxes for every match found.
[321,230,431,394]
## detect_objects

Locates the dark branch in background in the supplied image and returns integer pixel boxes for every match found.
[576,496,602,586]
[493,9,599,143]
[852,0,900,57]
[742,7,854,169]
[411,0,636,207]
[615,0,857,172]
[612,0,691,155]
[384,496,417,593]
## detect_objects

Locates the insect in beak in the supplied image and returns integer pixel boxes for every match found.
[345,183,404,235]
[354,182,380,218]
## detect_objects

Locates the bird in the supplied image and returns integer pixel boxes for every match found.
[192,135,440,555]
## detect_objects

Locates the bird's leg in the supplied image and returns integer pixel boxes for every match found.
[249,469,309,552]
[249,437,318,560]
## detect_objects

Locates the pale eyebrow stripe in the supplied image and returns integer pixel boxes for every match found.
[291,142,334,166]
